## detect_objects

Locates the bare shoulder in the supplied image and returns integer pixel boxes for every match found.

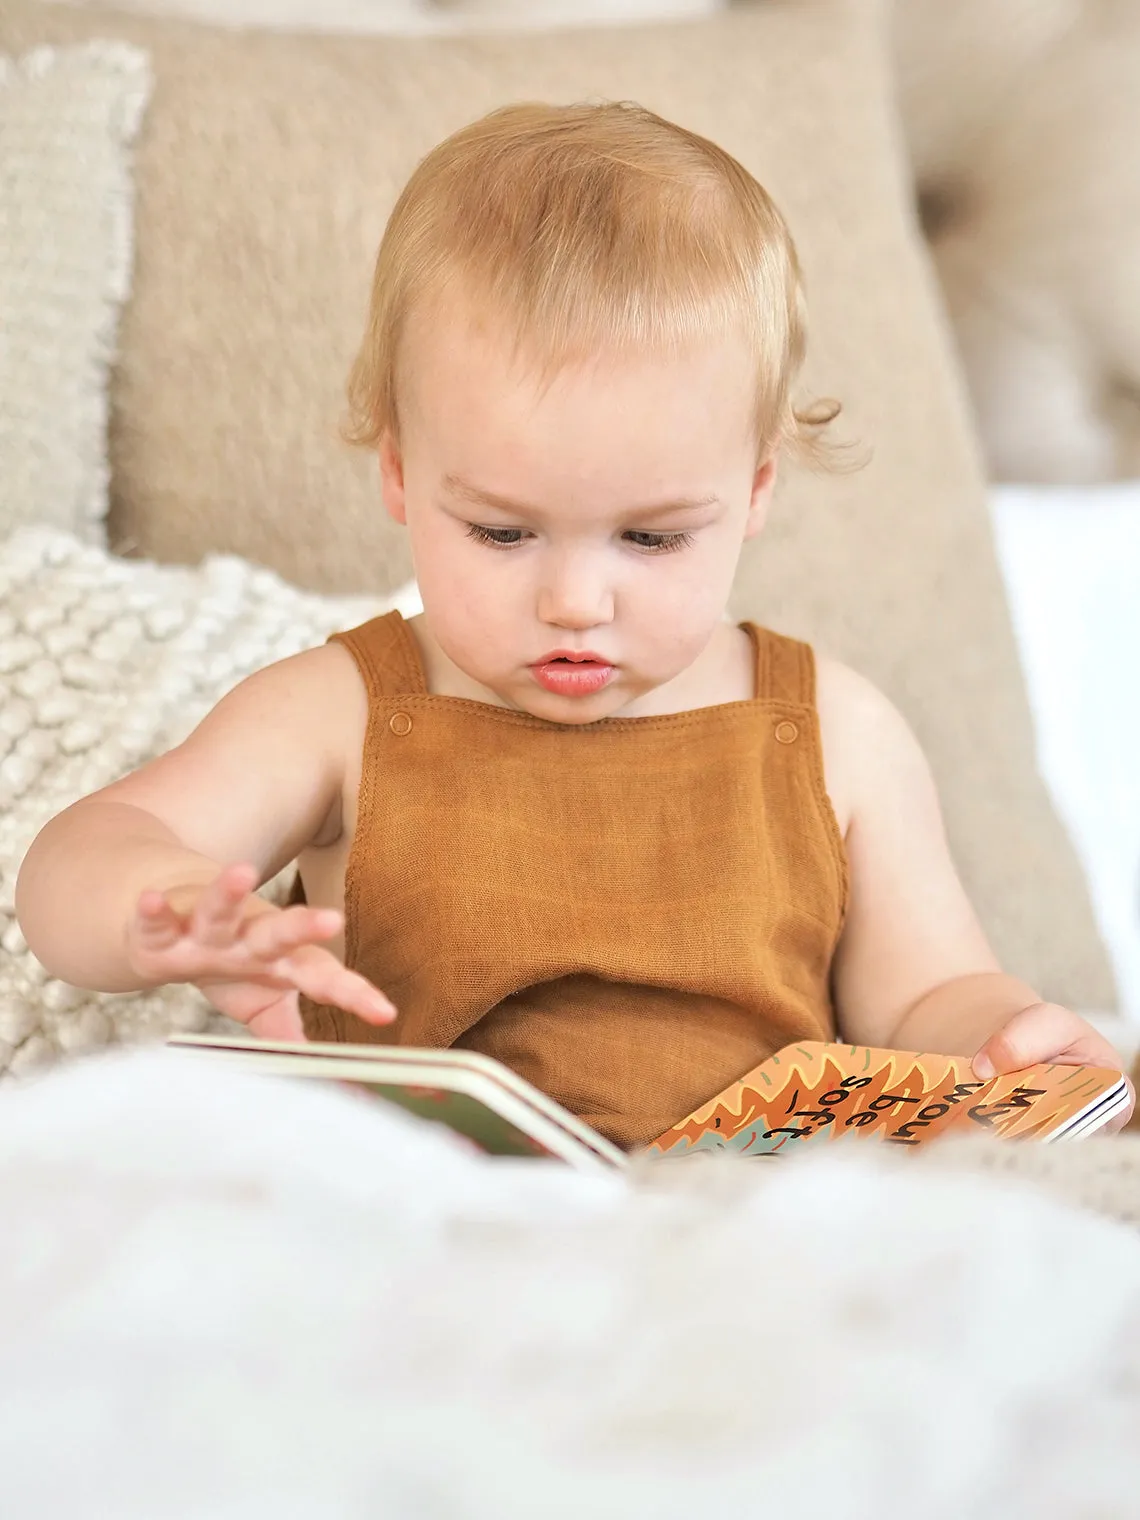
[814,655,913,740]
[96,639,370,872]
[210,639,365,731]
[117,639,368,769]
[814,655,932,835]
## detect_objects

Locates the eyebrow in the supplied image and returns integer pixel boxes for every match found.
[442,473,721,521]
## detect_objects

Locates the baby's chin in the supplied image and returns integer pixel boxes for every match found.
[464,665,653,725]
[518,696,624,726]
[491,683,630,726]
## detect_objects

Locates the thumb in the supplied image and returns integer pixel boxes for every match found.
[972,1002,1084,1080]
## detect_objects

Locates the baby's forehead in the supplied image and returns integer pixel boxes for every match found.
[438,467,723,520]
[394,309,762,513]
[401,294,754,403]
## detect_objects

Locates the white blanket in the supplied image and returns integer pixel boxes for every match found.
[0,1049,1138,1517]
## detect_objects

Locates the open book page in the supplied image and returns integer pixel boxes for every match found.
[647,1042,1129,1157]
[169,1036,1127,1169]
[168,1036,626,1170]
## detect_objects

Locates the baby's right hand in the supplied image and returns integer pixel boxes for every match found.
[125,862,396,1040]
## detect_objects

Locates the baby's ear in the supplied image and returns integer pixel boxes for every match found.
[744,452,778,539]
[379,433,407,525]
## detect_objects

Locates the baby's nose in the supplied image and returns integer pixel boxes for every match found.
[537,554,615,629]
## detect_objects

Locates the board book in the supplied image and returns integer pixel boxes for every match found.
[168,1036,1130,1171]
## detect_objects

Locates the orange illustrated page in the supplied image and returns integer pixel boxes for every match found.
[647,1042,1125,1157]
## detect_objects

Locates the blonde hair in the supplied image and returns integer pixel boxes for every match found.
[347,101,840,464]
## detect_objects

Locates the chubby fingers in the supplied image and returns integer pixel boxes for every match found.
[191,863,261,948]
[973,1001,1124,1080]
[243,904,342,960]
[278,943,396,1025]
[133,889,187,951]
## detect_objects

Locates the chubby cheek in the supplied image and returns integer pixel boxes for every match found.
[409,526,521,669]
[633,540,736,654]
[642,603,724,683]
[617,544,732,674]
[406,513,461,598]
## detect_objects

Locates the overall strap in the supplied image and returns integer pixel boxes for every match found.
[329,610,427,700]
[744,622,817,706]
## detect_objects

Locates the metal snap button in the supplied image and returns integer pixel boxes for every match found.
[389,711,413,737]
[774,720,799,745]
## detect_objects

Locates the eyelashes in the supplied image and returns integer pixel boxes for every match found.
[466,524,526,548]
[622,530,694,555]
[465,524,695,555]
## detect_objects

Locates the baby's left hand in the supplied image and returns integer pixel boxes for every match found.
[973,1002,1136,1134]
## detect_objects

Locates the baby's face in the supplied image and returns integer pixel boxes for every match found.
[382,300,773,723]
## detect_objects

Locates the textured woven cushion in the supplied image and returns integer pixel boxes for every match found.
[0,41,148,541]
[0,0,1116,1010]
[0,528,401,1076]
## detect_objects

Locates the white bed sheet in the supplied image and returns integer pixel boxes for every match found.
[991,482,1140,1029]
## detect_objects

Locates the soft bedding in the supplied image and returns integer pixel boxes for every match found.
[1,1049,1139,1517]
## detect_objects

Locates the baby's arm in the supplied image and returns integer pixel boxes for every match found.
[818,661,1131,1119]
[15,644,393,1038]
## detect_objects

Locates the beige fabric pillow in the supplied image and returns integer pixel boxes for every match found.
[0,0,1116,1011]
[893,0,1140,483]
[0,41,149,541]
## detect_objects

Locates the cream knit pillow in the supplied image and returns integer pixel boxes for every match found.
[0,528,408,1076]
[0,43,149,541]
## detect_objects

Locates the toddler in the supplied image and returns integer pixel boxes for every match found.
[15,103,1130,1146]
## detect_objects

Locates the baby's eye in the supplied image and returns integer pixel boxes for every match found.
[623,530,695,554]
[467,524,529,548]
